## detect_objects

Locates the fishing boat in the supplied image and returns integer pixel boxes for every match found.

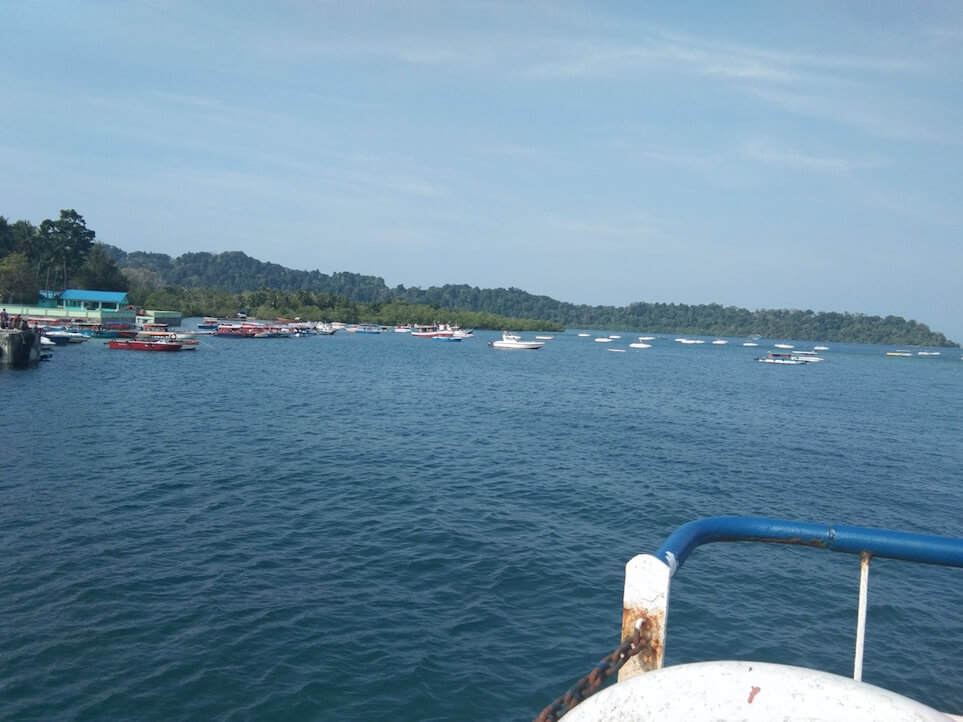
[536,516,963,721]
[489,332,544,350]
[410,324,454,338]
[107,339,183,352]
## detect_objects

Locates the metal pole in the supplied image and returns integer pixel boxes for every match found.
[854,551,871,681]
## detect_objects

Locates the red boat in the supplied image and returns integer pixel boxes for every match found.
[107,339,183,352]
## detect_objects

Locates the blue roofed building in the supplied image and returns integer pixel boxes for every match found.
[58,289,131,312]
[2,290,180,328]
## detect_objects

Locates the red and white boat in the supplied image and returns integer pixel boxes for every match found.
[107,339,183,352]
[410,323,469,338]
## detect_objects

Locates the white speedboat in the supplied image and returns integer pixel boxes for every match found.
[489,332,544,350]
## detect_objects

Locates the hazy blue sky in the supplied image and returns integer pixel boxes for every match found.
[3,1,962,342]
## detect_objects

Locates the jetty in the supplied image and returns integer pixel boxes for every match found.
[0,329,42,367]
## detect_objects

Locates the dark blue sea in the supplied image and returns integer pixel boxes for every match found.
[2,326,962,720]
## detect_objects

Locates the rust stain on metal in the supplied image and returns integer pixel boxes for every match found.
[748,685,761,703]
[620,604,665,671]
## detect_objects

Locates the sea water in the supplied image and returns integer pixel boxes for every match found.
[1,328,961,720]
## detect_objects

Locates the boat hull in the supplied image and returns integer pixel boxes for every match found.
[107,340,183,352]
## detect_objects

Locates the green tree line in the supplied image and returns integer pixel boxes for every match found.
[1,209,957,346]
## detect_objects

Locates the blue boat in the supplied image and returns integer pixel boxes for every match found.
[537,516,963,721]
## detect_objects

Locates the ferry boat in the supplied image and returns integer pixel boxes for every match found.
[535,516,963,721]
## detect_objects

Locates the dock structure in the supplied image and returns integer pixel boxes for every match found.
[0,329,42,367]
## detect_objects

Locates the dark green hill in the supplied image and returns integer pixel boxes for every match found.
[104,246,958,347]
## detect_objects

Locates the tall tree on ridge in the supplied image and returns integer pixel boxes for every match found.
[39,209,96,290]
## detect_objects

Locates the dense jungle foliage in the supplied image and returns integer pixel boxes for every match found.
[1,210,957,346]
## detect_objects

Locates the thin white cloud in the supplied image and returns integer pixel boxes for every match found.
[743,140,882,173]
[744,86,951,145]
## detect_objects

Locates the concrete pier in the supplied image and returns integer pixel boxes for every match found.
[0,329,42,367]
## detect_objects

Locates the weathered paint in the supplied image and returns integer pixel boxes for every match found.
[618,554,670,681]
[543,517,963,720]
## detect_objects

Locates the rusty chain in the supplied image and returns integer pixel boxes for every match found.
[533,621,648,722]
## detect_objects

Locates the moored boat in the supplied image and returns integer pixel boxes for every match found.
[107,339,183,352]
[489,332,544,350]
[411,324,454,338]
[43,328,87,344]
[790,350,826,362]
[756,352,808,365]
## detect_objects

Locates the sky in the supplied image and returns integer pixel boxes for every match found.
[3,1,962,342]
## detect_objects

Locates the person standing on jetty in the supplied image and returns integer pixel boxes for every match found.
[0,308,8,329]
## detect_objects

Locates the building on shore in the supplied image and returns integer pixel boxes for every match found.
[0,289,181,329]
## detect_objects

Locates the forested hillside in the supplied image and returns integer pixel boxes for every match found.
[105,246,956,347]
[1,210,956,346]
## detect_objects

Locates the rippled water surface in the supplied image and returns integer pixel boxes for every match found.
[2,328,962,720]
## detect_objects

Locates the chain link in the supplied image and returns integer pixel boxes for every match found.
[533,622,648,722]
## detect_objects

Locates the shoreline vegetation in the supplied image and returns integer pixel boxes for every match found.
[1,210,957,347]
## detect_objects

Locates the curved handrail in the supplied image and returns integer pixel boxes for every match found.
[653,516,963,575]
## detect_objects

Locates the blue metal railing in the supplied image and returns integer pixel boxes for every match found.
[654,516,963,574]
[630,516,963,682]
